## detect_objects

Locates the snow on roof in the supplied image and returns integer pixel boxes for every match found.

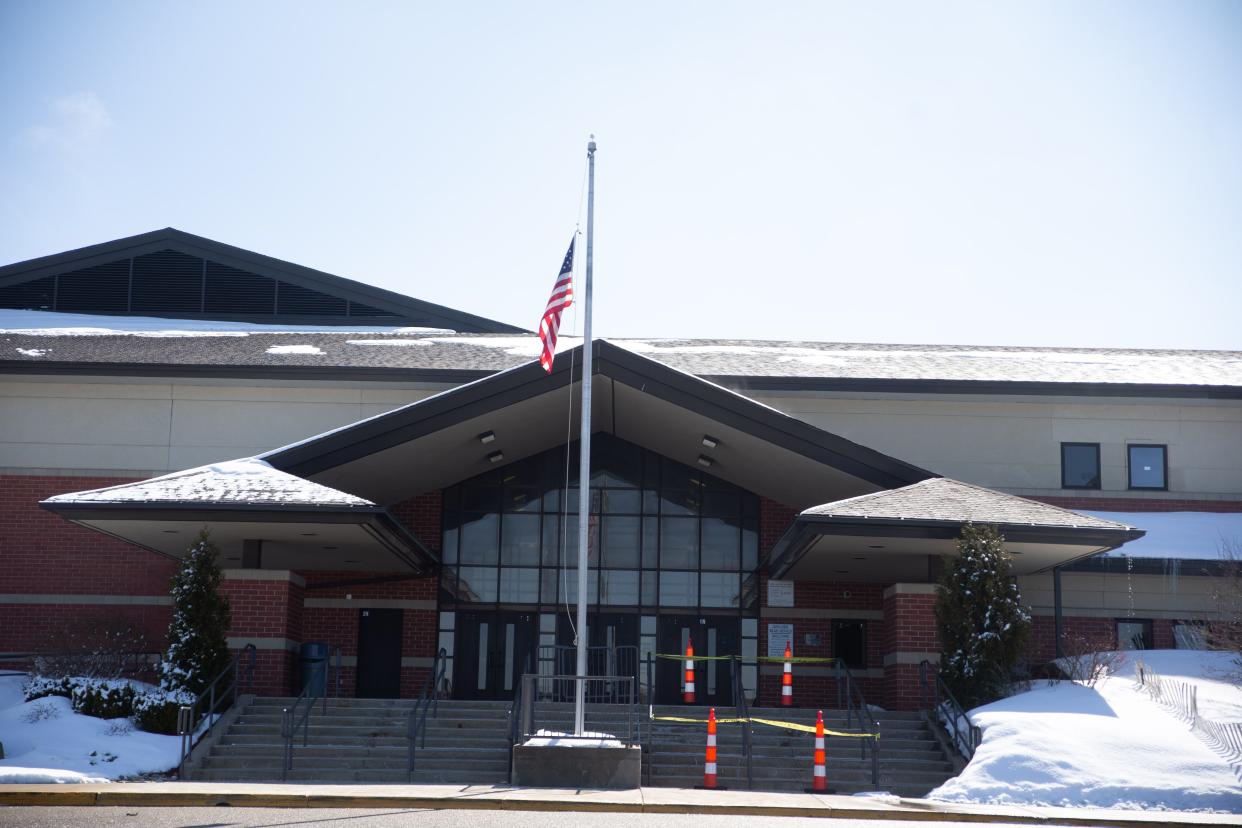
[1083,511,1242,560]
[802,478,1135,531]
[43,457,374,508]
[0,309,453,337]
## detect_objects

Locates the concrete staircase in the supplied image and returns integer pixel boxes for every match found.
[189,697,956,796]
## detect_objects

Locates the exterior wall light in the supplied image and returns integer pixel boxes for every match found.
[488,450,504,464]
[702,435,719,449]
[479,431,496,444]
[697,454,713,468]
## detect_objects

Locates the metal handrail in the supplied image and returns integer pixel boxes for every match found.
[408,647,448,778]
[280,645,342,780]
[175,644,256,774]
[919,660,980,759]
[835,659,881,787]
[506,650,536,783]
[730,655,754,789]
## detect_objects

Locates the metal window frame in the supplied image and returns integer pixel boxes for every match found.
[1060,442,1102,490]
[1126,443,1168,491]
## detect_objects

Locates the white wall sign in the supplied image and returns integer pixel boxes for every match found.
[767,579,794,607]
[767,623,794,658]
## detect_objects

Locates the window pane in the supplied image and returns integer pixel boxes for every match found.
[603,489,641,514]
[642,517,658,568]
[441,523,459,565]
[660,517,698,569]
[601,439,642,488]
[457,566,498,602]
[504,485,542,513]
[500,514,541,565]
[498,568,540,603]
[1117,620,1151,650]
[462,485,500,512]
[742,521,759,571]
[660,489,699,516]
[700,572,739,607]
[601,516,640,568]
[660,571,698,607]
[561,514,600,566]
[1129,446,1166,489]
[702,491,739,517]
[541,568,559,604]
[701,517,740,570]
[1061,444,1100,489]
[542,517,560,566]
[459,513,499,564]
[599,570,639,605]
[562,570,600,605]
[640,571,657,607]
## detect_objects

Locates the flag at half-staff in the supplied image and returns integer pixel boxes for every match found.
[538,237,575,372]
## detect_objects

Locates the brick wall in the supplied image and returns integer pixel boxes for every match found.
[881,588,939,711]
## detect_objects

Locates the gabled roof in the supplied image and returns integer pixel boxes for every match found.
[802,477,1136,531]
[769,478,1146,580]
[260,339,937,508]
[0,228,525,333]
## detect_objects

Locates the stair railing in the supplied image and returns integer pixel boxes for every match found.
[280,644,342,781]
[175,643,257,774]
[730,655,755,789]
[506,650,534,783]
[835,659,882,787]
[407,647,448,778]
[919,660,980,760]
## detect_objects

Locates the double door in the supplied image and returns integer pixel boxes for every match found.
[453,611,537,700]
[655,614,739,706]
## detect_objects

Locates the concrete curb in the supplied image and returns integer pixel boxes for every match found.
[0,783,1238,826]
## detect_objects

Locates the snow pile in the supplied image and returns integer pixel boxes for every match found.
[0,675,181,783]
[42,456,373,507]
[15,347,46,357]
[0,309,453,336]
[346,339,433,347]
[522,728,624,748]
[929,650,1242,812]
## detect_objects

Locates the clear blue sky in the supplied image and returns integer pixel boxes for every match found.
[2,1,1240,348]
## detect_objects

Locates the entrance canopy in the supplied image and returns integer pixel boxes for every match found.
[264,340,934,509]
[41,341,935,571]
[768,478,1145,581]
[41,458,436,573]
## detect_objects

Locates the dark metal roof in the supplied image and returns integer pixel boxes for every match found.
[0,228,525,333]
[2,327,1239,397]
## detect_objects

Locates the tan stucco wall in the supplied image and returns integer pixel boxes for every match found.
[1018,570,1219,619]
[744,391,1242,500]
[0,376,452,476]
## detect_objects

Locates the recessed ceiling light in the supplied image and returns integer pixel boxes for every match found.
[478,431,496,444]
[702,435,719,449]
[488,450,504,464]
[697,455,713,468]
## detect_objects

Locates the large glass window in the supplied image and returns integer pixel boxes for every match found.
[439,434,760,611]
[1061,443,1100,489]
[1128,444,1167,490]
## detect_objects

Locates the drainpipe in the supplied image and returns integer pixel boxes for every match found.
[1053,565,1064,660]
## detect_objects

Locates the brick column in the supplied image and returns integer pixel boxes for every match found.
[221,569,305,696]
[881,583,939,711]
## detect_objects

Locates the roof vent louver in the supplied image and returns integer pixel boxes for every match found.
[204,261,276,315]
[0,275,55,311]
[57,260,130,313]
[131,250,204,314]
[276,281,347,316]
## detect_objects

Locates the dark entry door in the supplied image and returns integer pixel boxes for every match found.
[454,611,537,700]
[356,608,403,698]
[555,612,639,678]
[656,615,739,706]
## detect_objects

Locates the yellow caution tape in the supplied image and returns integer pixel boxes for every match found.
[650,714,878,739]
[654,653,837,664]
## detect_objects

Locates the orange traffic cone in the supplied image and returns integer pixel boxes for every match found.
[781,642,793,707]
[809,709,828,792]
[703,707,718,789]
[684,639,696,703]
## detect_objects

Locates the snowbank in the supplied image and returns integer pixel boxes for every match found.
[929,651,1242,812]
[522,729,624,748]
[0,308,452,336]
[0,675,182,784]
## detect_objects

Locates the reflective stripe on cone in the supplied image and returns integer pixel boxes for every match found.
[704,707,718,789]
[811,709,828,792]
[684,639,696,704]
[782,642,793,707]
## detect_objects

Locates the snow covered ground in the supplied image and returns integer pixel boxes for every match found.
[0,675,181,783]
[929,650,1242,812]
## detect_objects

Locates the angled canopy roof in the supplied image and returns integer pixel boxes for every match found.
[41,458,436,573]
[263,339,938,510]
[769,477,1146,580]
[0,228,524,333]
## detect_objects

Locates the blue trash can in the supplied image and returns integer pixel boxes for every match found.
[299,642,330,696]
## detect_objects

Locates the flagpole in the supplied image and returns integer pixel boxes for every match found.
[574,136,596,737]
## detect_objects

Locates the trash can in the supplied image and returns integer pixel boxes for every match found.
[299,642,330,696]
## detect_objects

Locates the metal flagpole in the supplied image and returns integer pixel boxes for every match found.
[574,136,596,737]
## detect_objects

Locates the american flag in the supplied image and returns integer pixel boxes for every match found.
[538,237,575,372]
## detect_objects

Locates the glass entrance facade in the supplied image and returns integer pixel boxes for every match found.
[437,434,761,700]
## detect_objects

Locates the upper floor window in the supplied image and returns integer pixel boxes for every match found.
[1127,444,1167,490]
[1061,443,1100,489]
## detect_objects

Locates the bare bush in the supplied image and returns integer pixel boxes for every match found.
[32,621,152,681]
[1057,632,1128,687]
